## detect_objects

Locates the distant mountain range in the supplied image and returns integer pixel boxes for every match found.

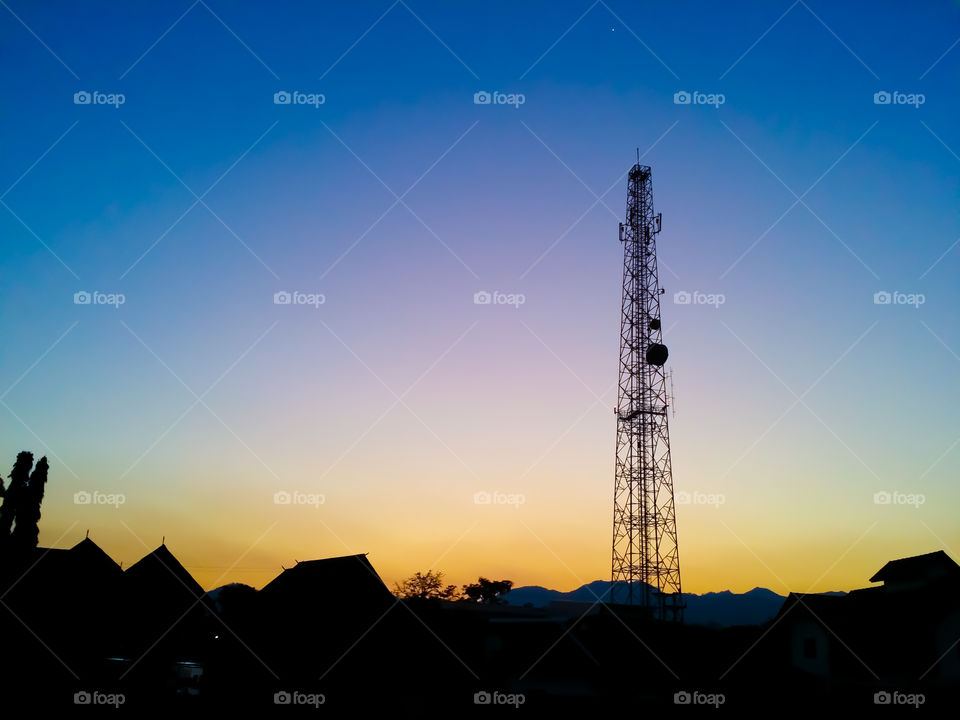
[503,581,842,626]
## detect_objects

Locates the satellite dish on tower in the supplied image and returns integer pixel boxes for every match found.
[646,343,668,366]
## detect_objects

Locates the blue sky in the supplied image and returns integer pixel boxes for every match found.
[1,1,958,592]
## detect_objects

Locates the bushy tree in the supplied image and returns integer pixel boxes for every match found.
[461,577,513,604]
[394,570,460,600]
[213,583,259,624]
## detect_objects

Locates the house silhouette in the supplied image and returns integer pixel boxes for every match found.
[259,553,393,611]
[776,550,960,681]
[119,542,214,689]
[5,535,957,710]
[251,553,403,689]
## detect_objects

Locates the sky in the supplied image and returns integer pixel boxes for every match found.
[1,1,958,595]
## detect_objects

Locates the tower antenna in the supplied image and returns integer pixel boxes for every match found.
[611,161,684,621]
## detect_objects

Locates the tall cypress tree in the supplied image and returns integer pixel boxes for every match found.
[0,451,33,548]
[11,456,48,551]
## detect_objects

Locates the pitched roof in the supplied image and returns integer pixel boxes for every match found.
[70,536,122,577]
[125,543,205,599]
[869,550,960,584]
[0,537,122,606]
[260,553,391,603]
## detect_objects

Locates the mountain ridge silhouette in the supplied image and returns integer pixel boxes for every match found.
[501,581,846,626]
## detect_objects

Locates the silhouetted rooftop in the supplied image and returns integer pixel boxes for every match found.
[869,550,960,584]
[261,553,391,604]
[125,543,205,599]
[70,536,122,576]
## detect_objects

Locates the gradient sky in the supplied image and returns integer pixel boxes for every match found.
[1,1,958,595]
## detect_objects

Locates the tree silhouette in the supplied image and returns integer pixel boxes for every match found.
[0,451,34,550]
[394,570,460,600]
[461,577,513,604]
[0,451,49,552]
[216,583,257,611]
[11,456,48,551]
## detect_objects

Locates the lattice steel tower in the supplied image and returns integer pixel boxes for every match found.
[611,161,684,621]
